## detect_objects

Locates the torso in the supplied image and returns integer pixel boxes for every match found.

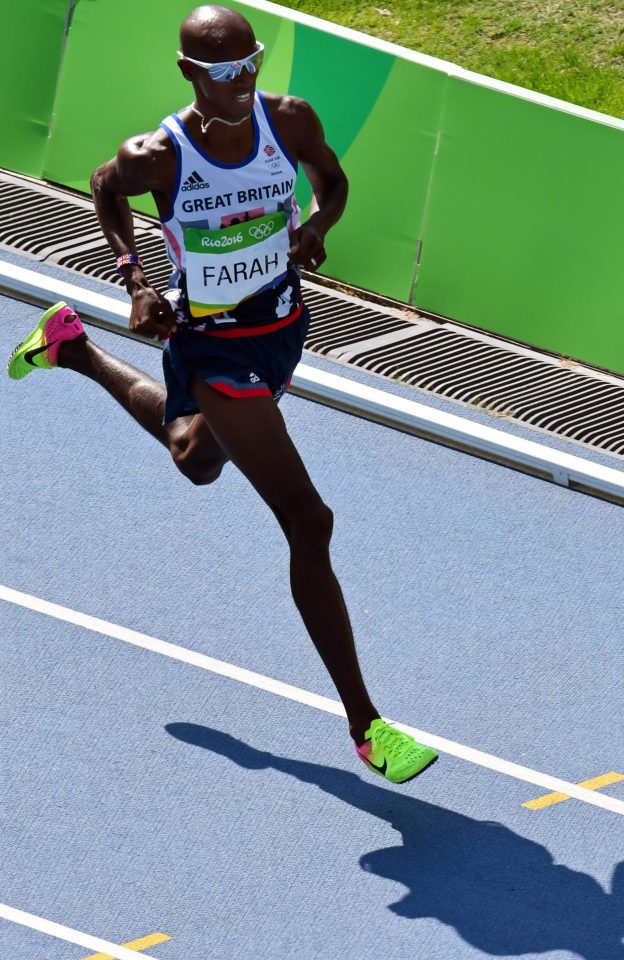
[147,92,303,329]
[143,93,298,220]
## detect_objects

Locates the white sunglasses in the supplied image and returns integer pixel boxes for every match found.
[178,42,264,82]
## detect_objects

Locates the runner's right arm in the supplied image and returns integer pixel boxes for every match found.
[90,135,177,341]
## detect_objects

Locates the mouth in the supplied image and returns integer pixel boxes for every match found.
[233,92,252,104]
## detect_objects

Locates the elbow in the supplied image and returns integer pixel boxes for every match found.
[335,169,348,204]
[337,170,348,212]
[89,166,104,199]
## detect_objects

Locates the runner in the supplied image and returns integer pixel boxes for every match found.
[7,4,437,783]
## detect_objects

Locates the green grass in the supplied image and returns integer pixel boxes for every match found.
[286,0,624,118]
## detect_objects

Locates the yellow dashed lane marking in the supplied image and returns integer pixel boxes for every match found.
[81,932,171,960]
[523,772,624,809]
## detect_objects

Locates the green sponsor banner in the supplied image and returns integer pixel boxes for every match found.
[322,57,445,302]
[43,0,191,195]
[0,0,69,176]
[414,76,624,372]
[184,210,286,253]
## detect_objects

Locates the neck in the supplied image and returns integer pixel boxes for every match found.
[191,99,253,138]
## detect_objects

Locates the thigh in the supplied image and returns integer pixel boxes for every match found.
[189,374,322,513]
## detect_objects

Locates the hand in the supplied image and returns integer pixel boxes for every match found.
[129,287,177,341]
[288,223,326,272]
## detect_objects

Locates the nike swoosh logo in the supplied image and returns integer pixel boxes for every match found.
[367,757,388,775]
[24,340,57,366]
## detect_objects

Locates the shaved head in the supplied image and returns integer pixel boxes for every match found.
[180,5,254,60]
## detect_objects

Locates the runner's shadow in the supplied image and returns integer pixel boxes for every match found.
[165,722,624,960]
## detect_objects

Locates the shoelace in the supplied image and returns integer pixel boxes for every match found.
[373,724,416,760]
[375,725,433,764]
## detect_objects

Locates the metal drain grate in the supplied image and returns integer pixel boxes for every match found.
[0,176,172,289]
[3,168,624,458]
[303,286,414,354]
[333,326,624,454]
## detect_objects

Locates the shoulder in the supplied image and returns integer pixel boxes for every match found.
[115,128,176,191]
[260,92,318,131]
[90,127,173,195]
[259,93,324,161]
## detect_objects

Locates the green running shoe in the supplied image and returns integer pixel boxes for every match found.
[355,719,438,783]
[7,301,84,380]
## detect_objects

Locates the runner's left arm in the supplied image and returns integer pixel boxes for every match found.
[286,100,348,272]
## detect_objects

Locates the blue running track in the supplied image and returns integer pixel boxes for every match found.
[2,253,624,960]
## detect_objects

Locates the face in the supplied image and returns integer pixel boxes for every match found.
[178,32,261,122]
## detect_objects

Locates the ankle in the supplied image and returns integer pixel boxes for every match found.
[57,333,89,369]
[349,713,381,746]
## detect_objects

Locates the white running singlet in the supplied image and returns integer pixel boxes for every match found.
[159,92,301,320]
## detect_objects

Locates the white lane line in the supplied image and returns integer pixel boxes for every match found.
[0,903,158,960]
[3,583,624,816]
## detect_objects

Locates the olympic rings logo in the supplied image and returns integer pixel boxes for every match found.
[249,220,275,240]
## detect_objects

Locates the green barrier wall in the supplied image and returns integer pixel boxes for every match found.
[415,77,624,372]
[8,1,624,373]
[0,0,69,176]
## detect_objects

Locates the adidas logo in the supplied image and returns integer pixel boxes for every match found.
[181,170,210,192]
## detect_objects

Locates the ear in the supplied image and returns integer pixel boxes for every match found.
[177,59,194,83]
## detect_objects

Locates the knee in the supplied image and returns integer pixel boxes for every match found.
[176,457,223,486]
[171,441,223,486]
[289,500,334,549]
[186,463,223,486]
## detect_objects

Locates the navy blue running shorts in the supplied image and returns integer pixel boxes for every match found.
[161,303,310,425]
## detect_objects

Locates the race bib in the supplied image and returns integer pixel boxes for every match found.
[183,211,290,317]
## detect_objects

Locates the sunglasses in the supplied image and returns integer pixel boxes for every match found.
[177,42,264,82]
